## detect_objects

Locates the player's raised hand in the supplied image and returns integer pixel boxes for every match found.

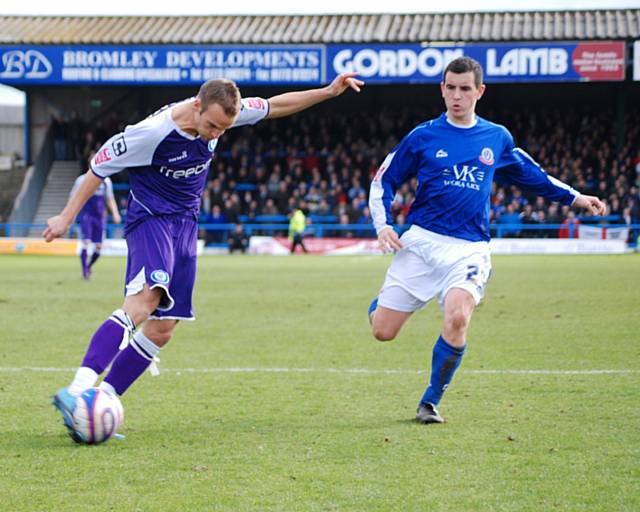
[377,226,403,253]
[43,214,71,242]
[574,194,606,216]
[326,72,364,96]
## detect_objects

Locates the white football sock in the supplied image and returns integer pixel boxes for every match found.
[98,381,117,396]
[68,367,99,397]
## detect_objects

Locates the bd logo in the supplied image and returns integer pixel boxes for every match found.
[150,270,170,284]
[0,50,53,79]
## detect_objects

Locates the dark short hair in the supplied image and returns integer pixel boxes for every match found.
[197,79,240,117]
[443,57,483,87]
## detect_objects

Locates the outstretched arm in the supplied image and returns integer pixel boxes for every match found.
[572,194,606,216]
[43,170,102,242]
[496,148,606,215]
[266,72,364,119]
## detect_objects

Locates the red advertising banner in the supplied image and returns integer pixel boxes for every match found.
[572,42,626,81]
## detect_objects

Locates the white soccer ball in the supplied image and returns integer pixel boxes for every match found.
[72,388,124,444]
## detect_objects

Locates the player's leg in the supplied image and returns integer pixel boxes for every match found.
[78,213,91,279]
[59,287,161,392]
[417,288,476,423]
[80,239,90,279]
[87,217,105,274]
[99,318,177,396]
[67,228,174,397]
[52,286,161,438]
[100,215,198,397]
[88,243,102,270]
[368,228,430,341]
[53,217,175,434]
[370,305,413,341]
[417,245,492,424]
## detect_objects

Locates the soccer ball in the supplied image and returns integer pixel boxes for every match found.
[72,388,124,444]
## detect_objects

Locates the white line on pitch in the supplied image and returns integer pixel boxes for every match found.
[0,367,637,375]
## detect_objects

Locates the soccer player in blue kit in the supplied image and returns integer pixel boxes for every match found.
[367,57,605,424]
[44,73,363,441]
[70,173,122,279]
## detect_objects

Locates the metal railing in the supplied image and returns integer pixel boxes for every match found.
[2,222,638,248]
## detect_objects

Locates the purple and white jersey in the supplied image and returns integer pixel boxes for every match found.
[90,97,269,234]
[71,174,115,219]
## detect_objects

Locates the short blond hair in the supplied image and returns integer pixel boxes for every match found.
[197,79,240,117]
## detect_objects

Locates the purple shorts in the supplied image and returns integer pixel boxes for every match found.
[124,215,198,320]
[79,214,104,244]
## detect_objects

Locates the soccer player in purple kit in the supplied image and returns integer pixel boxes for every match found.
[44,73,364,442]
[367,57,605,424]
[70,173,122,279]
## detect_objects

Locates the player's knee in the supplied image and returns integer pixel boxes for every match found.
[371,323,397,342]
[125,303,155,326]
[123,288,163,325]
[445,310,470,335]
[143,317,177,347]
[150,330,173,346]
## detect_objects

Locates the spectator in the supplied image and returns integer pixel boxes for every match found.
[559,211,580,239]
[51,114,67,160]
[202,204,227,245]
[519,204,539,238]
[261,198,279,216]
[289,204,309,253]
[228,223,250,254]
[55,104,639,243]
[497,203,521,238]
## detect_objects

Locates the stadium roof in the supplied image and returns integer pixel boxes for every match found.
[0,10,638,44]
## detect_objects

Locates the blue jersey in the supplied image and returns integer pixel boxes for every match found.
[369,113,578,242]
[90,97,269,235]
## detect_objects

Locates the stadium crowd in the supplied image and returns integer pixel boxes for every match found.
[55,102,640,241]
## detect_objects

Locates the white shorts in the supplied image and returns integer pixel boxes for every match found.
[378,225,492,313]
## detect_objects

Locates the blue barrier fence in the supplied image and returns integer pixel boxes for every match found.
[2,222,638,248]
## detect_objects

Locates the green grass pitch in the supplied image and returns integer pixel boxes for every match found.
[0,253,638,511]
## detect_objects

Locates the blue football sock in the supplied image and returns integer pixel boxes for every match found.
[420,335,466,406]
[368,297,378,319]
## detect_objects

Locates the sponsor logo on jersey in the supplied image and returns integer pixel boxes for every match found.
[374,152,396,182]
[158,159,211,179]
[436,149,448,158]
[150,270,170,284]
[442,164,485,191]
[94,147,112,165]
[168,150,188,163]
[246,98,266,110]
[112,136,127,157]
[479,147,494,165]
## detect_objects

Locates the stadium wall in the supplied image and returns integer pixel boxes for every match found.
[0,104,24,158]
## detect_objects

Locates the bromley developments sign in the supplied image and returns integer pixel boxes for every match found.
[0,45,325,85]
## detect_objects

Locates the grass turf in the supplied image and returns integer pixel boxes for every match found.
[0,254,638,511]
